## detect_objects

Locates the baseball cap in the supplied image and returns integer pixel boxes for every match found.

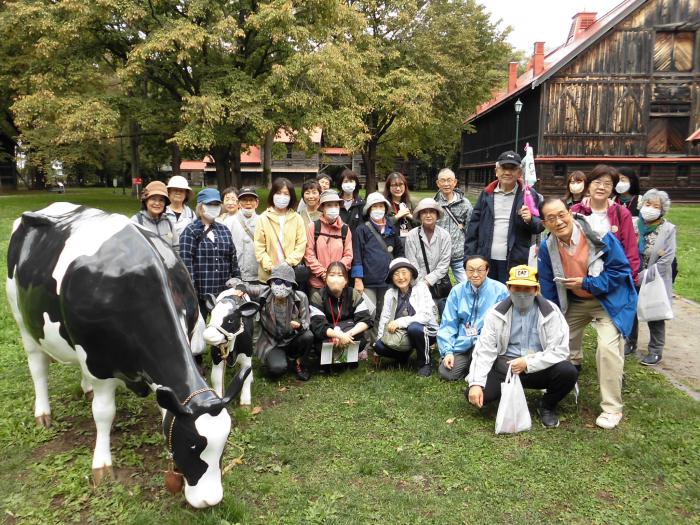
[497,151,522,167]
[506,265,539,287]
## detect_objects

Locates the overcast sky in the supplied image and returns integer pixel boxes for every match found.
[480,0,624,53]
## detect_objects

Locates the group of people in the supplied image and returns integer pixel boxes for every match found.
[130,150,676,431]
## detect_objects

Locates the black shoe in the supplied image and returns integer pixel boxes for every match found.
[574,364,582,373]
[295,362,311,381]
[640,353,662,366]
[537,401,560,428]
[624,342,637,357]
[417,364,432,377]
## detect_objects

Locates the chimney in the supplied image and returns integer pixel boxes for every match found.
[508,62,518,92]
[533,42,545,76]
[568,12,597,41]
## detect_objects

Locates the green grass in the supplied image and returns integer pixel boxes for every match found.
[0,188,699,524]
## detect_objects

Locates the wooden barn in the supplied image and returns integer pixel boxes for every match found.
[460,0,700,200]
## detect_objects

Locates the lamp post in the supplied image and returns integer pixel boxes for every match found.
[514,98,523,152]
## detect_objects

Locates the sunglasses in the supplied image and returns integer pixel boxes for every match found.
[270,278,291,286]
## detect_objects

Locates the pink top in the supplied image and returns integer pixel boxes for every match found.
[304,216,354,289]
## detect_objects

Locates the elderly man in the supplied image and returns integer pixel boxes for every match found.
[537,197,637,430]
[437,255,508,381]
[434,168,473,283]
[466,265,578,428]
[464,151,544,283]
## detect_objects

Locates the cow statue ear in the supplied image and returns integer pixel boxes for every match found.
[239,300,260,318]
[156,386,193,416]
[204,293,218,312]
[221,366,252,406]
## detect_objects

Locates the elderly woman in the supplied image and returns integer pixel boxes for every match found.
[374,258,438,376]
[165,175,196,239]
[132,181,178,249]
[405,198,452,313]
[310,262,373,373]
[179,188,240,317]
[217,187,239,229]
[626,189,676,365]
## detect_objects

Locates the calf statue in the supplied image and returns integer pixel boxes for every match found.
[6,203,248,508]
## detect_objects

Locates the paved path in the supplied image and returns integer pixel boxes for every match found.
[634,295,700,401]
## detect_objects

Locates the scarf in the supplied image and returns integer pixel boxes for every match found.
[637,216,662,255]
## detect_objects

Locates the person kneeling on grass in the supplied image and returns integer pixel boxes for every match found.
[374,258,438,377]
[466,265,579,428]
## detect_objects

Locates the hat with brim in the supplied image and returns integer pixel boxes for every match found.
[413,198,444,220]
[237,187,259,199]
[166,175,193,199]
[386,257,418,284]
[142,181,170,204]
[267,263,298,289]
[505,265,539,287]
[319,190,343,207]
[363,192,391,216]
[197,188,222,205]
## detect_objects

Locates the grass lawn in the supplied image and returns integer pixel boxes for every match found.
[0,188,699,524]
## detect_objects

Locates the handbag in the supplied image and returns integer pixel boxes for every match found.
[637,264,673,322]
[495,365,532,434]
[380,328,411,352]
[418,231,452,299]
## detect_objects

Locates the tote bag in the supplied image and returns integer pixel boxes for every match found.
[495,365,532,434]
[637,265,673,322]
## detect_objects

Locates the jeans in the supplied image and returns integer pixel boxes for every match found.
[450,260,467,284]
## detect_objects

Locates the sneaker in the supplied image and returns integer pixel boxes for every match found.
[624,342,637,357]
[295,362,310,381]
[417,364,432,377]
[640,353,662,366]
[596,412,623,429]
[537,401,560,428]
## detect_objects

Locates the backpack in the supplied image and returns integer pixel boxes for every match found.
[313,219,348,255]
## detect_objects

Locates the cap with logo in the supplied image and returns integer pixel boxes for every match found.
[506,265,539,287]
[497,150,522,167]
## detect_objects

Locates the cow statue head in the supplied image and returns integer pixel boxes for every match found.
[156,367,249,508]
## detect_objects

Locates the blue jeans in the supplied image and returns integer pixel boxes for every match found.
[450,260,467,283]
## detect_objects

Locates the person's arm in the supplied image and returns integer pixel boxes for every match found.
[224,228,240,279]
[536,239,559,306]
[254,215,274,273]
[654,224,677,282]
[466,309,499,388]
[393,283,434,329]
[582,235,634,296]
[297,292,311,331]
[522,303,570,374]
[285,215,307,267]
[178,225,199,283]
[376,290,394,340]
[304,222,325,279]
[425,229,451,286]
[351,291,373,331]
[464,193,483,256]
[351,226,365,291]
[309,303,329,340]
[404,234,422,278]
[437,289,460,358]
[616,206,641,282]
[341,229,353,271]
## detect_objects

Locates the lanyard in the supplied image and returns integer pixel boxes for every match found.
[466,289,479,327]
[329,296,343,327]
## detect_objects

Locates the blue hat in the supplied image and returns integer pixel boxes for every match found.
[197,188,222,204]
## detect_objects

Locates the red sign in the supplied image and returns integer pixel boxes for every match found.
[133,178,142,185]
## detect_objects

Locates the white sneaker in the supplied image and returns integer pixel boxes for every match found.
[596,412,623,429]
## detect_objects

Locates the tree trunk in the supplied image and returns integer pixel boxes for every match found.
[362,138,378,193]
[169,142,181,176]
[230,141,242,189]
[262,130,274,188]
[212,144,231,189]
[128,119,140,196]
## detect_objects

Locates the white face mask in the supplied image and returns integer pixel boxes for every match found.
[273,194,291,209]
[271,283,293,298]
[370,209,385,222]
[324,207,340,221]
[202,204,221,221]
[241,208,254,218]
[569,183,584,195]
[615,181,631,194]
[640,206,661,222]
[341,182,356,194]
[511,291,535,312]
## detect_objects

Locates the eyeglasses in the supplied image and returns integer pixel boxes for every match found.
[466,267,488,275]
[390,183,405,188]
[543,211,570,225]
[590,180,613,189]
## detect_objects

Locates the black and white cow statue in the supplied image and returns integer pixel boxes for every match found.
[203,289,259,405]
[6,203,249,508]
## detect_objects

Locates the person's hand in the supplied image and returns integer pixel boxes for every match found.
[562,277,583,291]
[508,357,528,374]
[520,205,532,224]
[337,332,355,347]
[232,289,245,298]
[468,385,484,408]
[443,354,454,370]
[424,278,431,288]
[387,321,398,333]
[354,279,364,294]
[290,320,301,330]
[395,208,411,220]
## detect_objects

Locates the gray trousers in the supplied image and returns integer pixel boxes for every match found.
[438,352,472,381]
[363,287,386,346]
[646,320,666,355]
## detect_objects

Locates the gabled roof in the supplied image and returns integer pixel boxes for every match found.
[466,0,646,123]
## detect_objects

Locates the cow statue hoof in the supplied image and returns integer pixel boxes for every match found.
[92,466,114,485]
[35,414,51,428]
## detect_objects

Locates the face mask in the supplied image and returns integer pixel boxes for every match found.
[273,194,290,209]
[640,206,661,222]
[615,181,631,194]
[241,208,254,218]
[271,283,292,298]
[569,183,584,194]
[203,204,221,220]
[370,209,385,222]
[511,291,535,312]
[341,182,356,193]
[325,207,340,221]
[326,274,346,292]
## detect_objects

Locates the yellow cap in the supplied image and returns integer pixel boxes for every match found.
[506,265,539,287]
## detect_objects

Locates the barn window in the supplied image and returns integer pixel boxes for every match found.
[286,144,294,159]
[677,164,690,178]
[639,165,651,178]
[554,164,567,178]
[654,31,694,72]
[647,116,689,154]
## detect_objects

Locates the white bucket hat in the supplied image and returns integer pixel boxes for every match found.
[413,198,444,220]
[363,192,391,216]
[166,175,193,199]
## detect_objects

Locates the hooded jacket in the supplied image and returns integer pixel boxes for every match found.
[304,215,353,289]
[537,216,637,338]
[464,180,544,266]
[131,210,178,250]
[435,189,473,262]
[339,197,365,231]
[254,208,307,281]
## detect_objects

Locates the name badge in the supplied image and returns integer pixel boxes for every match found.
[466,327,478,337]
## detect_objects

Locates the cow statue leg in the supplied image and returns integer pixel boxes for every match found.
[80,373,94,401]
[211,361,225,398]
[237,354,253,406]
[90,378,120,484]
[27,347,52,428]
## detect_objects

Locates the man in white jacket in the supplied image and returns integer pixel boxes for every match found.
[466,265,578,428]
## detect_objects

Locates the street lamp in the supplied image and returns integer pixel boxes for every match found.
[514,98,523,152]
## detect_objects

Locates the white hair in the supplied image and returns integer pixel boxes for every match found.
[639,188,671,215]
[437,168,455,180]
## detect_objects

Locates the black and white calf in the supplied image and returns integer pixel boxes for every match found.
[6,203,248,508]
[203,289,259,406]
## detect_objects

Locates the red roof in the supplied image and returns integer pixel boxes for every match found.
[180,160,205,171]
[241,146,261,164]
[467,0,645,123]
[687,128,700,142]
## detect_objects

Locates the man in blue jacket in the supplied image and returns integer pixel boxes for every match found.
[464,151,544,283]
[437,255,509,381]
[537,197,637,430]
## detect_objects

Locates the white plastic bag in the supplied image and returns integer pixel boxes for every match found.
[637,265,673,322]
[495,365,532,434]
